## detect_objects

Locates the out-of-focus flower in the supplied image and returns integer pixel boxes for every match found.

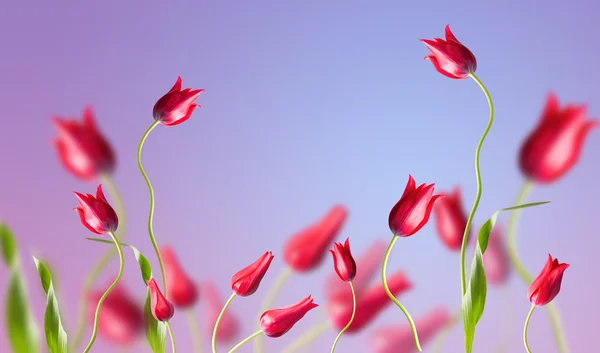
[519,93,598,183]
[329,238,357,282]
[482,224,510,286]
[528,254,569,306]
[161,245,199,308]
[203,281,239,343]
[51,106,116,181]
[231,251,274,296]
[283,205,348,272]
[433,186,469,250]
[260,296,318,338]
[389,175,442,237]
[153,76,205,127]
[148,278,174,321]
[420,25,477,79]
[73,184,118,235]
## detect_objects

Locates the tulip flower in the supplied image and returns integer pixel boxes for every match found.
[528,254,569,307]
[482,224,510,286]
[519,92,599,183]
[161,246,199,308]
[433,187,469,250]
[73,184,118,235]
[153,76,205,126]
[203,281,239,343]
[420,25,477,79]
[260,296,318,338]
[148,278,175,321]
[329,238,357,282]
[231,251,274,297]
[51,106,116,181]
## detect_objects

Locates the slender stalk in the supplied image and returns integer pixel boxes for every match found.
[82,231,124,353]
[431,309,461,353]
[186,309,204,353]
[330,282,356,353]
[137,120,168,296]
[213,293,237,353]
[229,330,263,353]
[382,236,421,351]
[254,267,292,353]
[282,322,330,353]
[167,321,177,353]
[523,306,535,353]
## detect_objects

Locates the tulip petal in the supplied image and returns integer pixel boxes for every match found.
[400,175,417,200]
[169,76,183,94]
[95,184,108,204]
[445,24,459,43]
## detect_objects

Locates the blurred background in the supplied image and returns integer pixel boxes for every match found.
[0,0,598,352]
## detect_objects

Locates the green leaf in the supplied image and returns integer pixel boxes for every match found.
[462,201,550,353]
[6,273,40,353]
[0,222,18,268]
[33,257,68,353]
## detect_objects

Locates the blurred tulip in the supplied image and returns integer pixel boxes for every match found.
[153,76,205,126]
[161,245,199,308]
[528,254,569,306]
[73,184,118,235]
[420,25,477,79]
[389,175,442,237]
[433,186,469,250]
[231,251,274,297]
[260,295,318,338]
[148,278,174,321]
[329,238,357,282]
[203,281,239,343]
[482,224,510,286]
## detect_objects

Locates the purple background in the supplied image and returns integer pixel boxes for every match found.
[1,1,598,352]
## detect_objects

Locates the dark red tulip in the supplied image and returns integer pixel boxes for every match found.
[482,224,510,286]
[51,106,116,181]
[260,295,318,338]
[87,284,143,346]
[370,307,451,353]
[433,186,469,251]
[528,254,569,306]
[283,205,348,272]
[327,271,412,333]
[161,246,199,308]
[231,251,274,297]
[73,184,118,235]
[519,93,598,183]
[148,278,174,321]
[389,175,443,237]
[153,76,205,126]
[420,25,477,79]
[203,281,239,343]
[329,238,357,282]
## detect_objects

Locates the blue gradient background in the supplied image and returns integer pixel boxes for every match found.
[1,1,598,352]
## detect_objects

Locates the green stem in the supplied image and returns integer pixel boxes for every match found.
[330,282,356,353]
[254,267,292,353]
[71,175,127,350]
[281,322,330,353]
[523,305,535,353]
[229,330,263,353]
[167,321,177,353]
[137,120,168,296]
[506,181,569,353]
[186,309,204,353]
[460,72,495,296]
[82,231,124,353]
[431,309,461,353]
[382,236,421,351]
[213,293,237,353]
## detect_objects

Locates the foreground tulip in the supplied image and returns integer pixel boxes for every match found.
[420,25,477,79]
[519,93,599,184]
[153,76,205,127]
[51,106,116,181]
[74,184,118,235]
[482,224,510,286]
[231,251,274,296]
[528,254,569,307]
[203,281,239,343]
[260,296,318,338]
[148,278,175,321]
[433,187,469,250]
[330,238,357,282]
[161,246,199,308]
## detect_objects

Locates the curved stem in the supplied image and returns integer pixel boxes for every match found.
[254,267,292,353]
[137,120,168,296]
[167,321,177,353]
[281,322,330,353]
[460,72,495,295]
[431,308,461,353]
[523,305,535,353]
[82,231,124,353]
[186,309,204,353]
[229,330,263,353]
[212,293,236,353]
[382,236,421,351]
[330,282,356,353]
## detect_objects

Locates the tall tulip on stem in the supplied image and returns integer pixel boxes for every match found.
[328,239,357,353]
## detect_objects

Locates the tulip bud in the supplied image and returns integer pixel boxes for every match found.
[153,76,205,126]
[329,238,357,282]
[528,254,569,306]
[147,278,175,321]
[203,281,239,343]
[260,295,318,338]
[231,251,274,297]
[161,246,199,308]
[433,186,469,250]
[73,184,118,235]
[420,25,477,79]
[389,175,443,237]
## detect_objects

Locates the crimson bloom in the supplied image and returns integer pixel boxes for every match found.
[260,295,318,338]
[148,278,174,321]
[51,106,116,181]
[482,224,510,286]
[231,251,274,296]
[161,246,199,308]
[73,184,118,235]
[329,238,357,282]
[203,281,239,343]
[519,93,598,183]
[528,254,569,306]
[420,25,477,79]
[389,175,443,237]
[283,205,348,272]
[433,186,469,250]
[153,76,205,126]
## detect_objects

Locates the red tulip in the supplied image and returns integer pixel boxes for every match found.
[327,271,412,333]
[51,106,116,181]
[283,205,348,272]
[329,238,357,282]
[519,93,598,183]
[87,284,143,346]
[420,25,477,79]
[389,175,443,237]
[73,184,118,235]
[433,186,469,250]
[161,246,199,308]
[153,76,205,126]
[370,307,451,353]
[482,224,510,286]
[260,295,318,338]
[148,278,174,321]
[203,281,239,343]
[528,254,569,306]
[231,251,274,297]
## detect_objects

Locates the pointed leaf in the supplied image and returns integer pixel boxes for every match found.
[0,223,18,268]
